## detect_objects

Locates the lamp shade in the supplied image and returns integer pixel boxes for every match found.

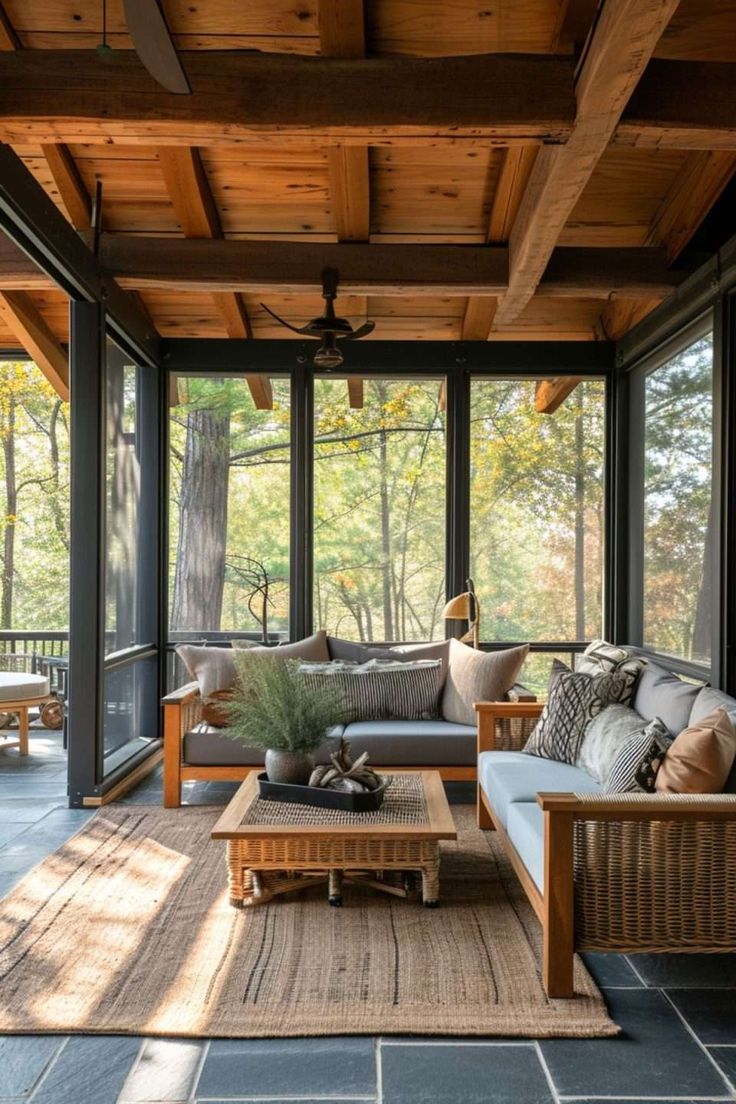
[441,593,472,620]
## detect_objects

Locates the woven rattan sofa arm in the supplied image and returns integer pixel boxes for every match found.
[537,791,736,819]
[475,700,544,753]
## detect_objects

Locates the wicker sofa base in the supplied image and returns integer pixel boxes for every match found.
[476,701,736,999]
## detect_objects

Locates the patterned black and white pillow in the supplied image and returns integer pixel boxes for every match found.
[575,639,644,683]
[524,659,639,765]
[605,717,672,793]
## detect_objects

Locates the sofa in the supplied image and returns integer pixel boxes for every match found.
[476,655,736,998]
[162,632,534,807]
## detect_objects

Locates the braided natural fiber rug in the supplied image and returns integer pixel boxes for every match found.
[0,805,617,1038]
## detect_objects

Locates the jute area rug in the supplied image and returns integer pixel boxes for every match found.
[0,805,617,1038]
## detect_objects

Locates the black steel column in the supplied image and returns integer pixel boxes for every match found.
[67,301,106,807]
[290,360,314,640]
[445,364,471,605]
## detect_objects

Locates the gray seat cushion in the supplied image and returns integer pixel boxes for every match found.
[478,750,601,829]
[183,724,346,767]
[507,803,544,891]
[343,720,477,765]
[633,661,702,736]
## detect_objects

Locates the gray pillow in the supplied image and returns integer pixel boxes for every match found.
[327,637,396,663]
[525,660,639,765]
[178,630,330,696]
[632,661,702,736]
[576,703,650,784]
[441,640,529,725]
[327,638,451,687]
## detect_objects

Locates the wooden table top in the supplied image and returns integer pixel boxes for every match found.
[211,771,457,843]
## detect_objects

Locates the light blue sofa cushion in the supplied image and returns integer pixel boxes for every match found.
[478,750,602,829]
[344,720,476,765]
[507,803,545,891]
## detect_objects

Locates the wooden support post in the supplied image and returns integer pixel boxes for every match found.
[163,703,182,808]
[543,808,575,998]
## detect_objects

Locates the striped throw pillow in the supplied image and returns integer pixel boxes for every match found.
[605,717,672,793]
[300,660,443,722]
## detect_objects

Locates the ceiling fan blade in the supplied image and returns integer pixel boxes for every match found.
[260,302,315,336]
[123,0,191,94]
[344,321,376,341]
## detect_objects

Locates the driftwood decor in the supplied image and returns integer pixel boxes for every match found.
[309,738,383,793]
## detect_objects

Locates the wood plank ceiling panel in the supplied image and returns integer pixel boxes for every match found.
[367,0,564,55]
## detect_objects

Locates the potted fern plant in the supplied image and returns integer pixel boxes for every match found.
[222,653,344,784]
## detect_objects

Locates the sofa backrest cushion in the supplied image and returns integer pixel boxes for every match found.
[327,637,396,664]
[327,637,451,685]
[656,705,736,794]
[442,640,529,725]
[576,703,650,785]
[632,661,702,737]
[690,686,736,793]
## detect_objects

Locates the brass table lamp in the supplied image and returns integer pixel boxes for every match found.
[442,578,480,648]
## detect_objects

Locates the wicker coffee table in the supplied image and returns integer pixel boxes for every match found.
[211,771,457,909]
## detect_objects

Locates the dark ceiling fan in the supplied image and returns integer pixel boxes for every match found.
[99,0,191,95]
[261,269,376,369]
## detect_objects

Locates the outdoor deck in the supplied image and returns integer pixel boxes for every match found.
[1,738,734,1104]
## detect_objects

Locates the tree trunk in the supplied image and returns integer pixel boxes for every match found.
[170,406,230,631]
[47,400,70,552]
[1,395,16,629]
[574,404,586,640]
[378,427,394,641]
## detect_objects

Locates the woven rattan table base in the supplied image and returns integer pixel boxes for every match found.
[222,773,447,909]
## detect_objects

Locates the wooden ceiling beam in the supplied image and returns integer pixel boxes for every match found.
[0,291,68,400]
[0,235,55,289]
[535,378,580,414]
[100,237,683,299]
[493,0,681,329]
[347,378,364,408]
[41,144,92,231]
[461,297,497,341]
[645,150,736,263]
[245,375,274,410]
[0,52,733,149]
[0,2,19,51]
[595,296,663,341]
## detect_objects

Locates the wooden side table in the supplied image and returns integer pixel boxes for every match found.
[211,771,457,909]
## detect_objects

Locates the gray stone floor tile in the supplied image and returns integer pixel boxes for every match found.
[118,1038,205,1102]
[539,989,730,1098]
[196,1039,376,1099]
[380,1043,551,1104]
[0,1035,62,1098]
[31,1036,142,1104]
[581,953,643,988]
[710,1046,736,1088]
[666,990,736,1045]
[627,953,736,988]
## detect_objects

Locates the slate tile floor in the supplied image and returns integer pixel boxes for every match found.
[1,736,736,1103]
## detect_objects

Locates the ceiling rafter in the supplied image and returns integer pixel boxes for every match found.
[157,145,272,409]
[493,0,681,329]
[0,2,18,51]
[535,378,581,414]
[0,290,68,400]
[41,144,92,231]
[645,150,736,263]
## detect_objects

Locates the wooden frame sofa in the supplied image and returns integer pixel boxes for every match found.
[476,697,736,999]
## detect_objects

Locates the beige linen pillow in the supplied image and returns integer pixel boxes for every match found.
[177,630,330,697]
[655,705,736,794]
[441,640,529,725]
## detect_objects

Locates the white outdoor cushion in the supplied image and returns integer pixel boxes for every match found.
[478,750,601,829]
[0,672,49,701]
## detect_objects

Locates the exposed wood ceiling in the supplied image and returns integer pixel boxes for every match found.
[0,0,735,352]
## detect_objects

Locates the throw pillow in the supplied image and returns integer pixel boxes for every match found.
[327,637,396,663]
[300,659,443,722]
[655,706,736,794]
[178,630,330,697]
[390,640,451,684]
[605,718,672,793]
[441,640,529,726]
[201,690,234,728]
[525,659,639,765]
[576,703,651,785]
[576,639,644,682]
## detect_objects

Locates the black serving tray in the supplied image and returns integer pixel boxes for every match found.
[257,772,387,812]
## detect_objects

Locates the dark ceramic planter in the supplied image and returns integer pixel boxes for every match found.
[264,748,314,785]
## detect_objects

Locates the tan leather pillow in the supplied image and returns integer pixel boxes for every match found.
[655,705,736,794]
[201,690,234,728]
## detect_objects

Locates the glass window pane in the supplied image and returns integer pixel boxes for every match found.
[470,379,606,642]
[168,376,290,640]
[103,656,158,772]
[313,378,446,641]
[104,342,141,655]
[642,331,714,665]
